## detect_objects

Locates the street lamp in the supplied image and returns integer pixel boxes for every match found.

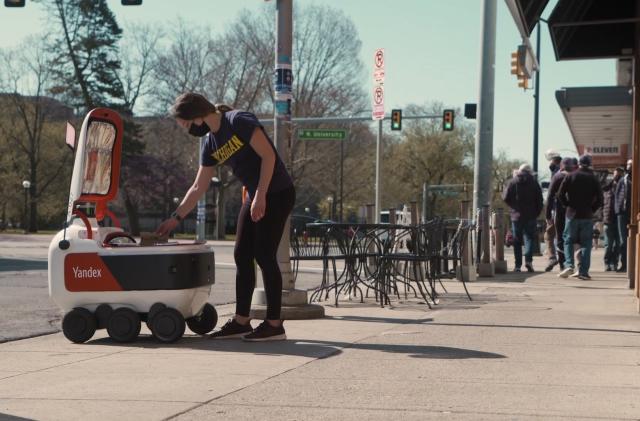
[327,195,334,221]
[22,180,30,233]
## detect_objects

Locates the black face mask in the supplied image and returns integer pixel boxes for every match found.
[549,163,559,172]
[188,122,211,137]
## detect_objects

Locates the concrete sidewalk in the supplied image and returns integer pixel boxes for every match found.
[1,250,640,420]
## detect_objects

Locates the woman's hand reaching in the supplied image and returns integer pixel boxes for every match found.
[156,218,179,237]
[251,193,266,222]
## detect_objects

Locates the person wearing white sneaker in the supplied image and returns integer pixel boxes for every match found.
[556,154,603,280]
[558,266,574,278]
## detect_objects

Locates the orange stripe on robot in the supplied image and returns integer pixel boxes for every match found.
[64,253,123,292]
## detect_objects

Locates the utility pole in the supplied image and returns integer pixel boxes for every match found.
[273,0,294,290]
[532,23,541,173]
[473,0,497,277]
[251,0,324,319]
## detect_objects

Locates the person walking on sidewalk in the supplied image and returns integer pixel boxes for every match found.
[503,164,544,273]
[543,149,563,271]
[557,155,603,280]
[614,159,632,272]
[603,167,623,271]
[545,157,575,271]
[156,93,295,341]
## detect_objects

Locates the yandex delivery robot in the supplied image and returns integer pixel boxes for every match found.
[48,108,217,344]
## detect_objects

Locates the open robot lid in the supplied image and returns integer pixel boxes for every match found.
[67,108,123,220]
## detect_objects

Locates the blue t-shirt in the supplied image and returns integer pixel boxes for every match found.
[200,110,293,197]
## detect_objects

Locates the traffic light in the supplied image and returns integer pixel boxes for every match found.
[442,109,454,131]
[121,0,142,4]
[391,109,402,131]
[518,75,529,89]
[510,51,520,76]
[4,0,25,6]
[511,46,530,90]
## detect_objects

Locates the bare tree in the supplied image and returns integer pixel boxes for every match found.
[0,36,73,232]
[386,103,475,218]
[118,22,164,113]
[148,20,219,113]
[146,5,369,224]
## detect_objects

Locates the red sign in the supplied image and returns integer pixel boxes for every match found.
[374,48,385,70]
[372,85,385,120]
[64,253,122,292]
[372,48,385,121]
[577,144,629,170]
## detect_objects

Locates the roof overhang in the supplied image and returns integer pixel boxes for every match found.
[548,0,637,60]
[505,0,550,37]
[556,86,632,169]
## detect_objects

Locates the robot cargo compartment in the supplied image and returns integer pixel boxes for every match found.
[64,252,215,292]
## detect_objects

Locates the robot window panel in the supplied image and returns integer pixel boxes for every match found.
[82,121,116,195]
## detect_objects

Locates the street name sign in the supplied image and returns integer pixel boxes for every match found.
[298,129,347,141]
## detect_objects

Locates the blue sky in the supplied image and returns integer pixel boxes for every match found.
[0,0,615,178]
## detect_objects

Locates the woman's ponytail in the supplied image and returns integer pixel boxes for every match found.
[214,104,233,113]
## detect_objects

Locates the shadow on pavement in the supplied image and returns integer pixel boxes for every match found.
[0,258,48,272]
[86,334,505,360]
[324,315,434,325]
[0,412,36,421]
[426,321,640,335]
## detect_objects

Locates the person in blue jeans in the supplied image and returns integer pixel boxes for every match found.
[614,159,632,272]
[503,164,543,272]
[557,154,603,280]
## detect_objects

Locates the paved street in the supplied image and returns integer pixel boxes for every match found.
[0,234,325,343]
[1,244,639,420]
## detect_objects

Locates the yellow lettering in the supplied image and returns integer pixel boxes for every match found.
[211,136,245,164]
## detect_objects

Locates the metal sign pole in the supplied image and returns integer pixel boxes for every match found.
[196,135,206,241]
[375,119,382,223]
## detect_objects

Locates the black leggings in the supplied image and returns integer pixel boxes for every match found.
[234,186,295,320]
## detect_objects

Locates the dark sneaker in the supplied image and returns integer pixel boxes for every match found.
[578,274,591,280]
[525,263,534,273]
[605,265,613,272]
[210,318,253,339]
[514,267,521,273]
[242,321,286,342]
[616,266,627,273]
[544,260,557,272]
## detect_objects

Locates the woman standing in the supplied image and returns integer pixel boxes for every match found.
[157,93,295,341]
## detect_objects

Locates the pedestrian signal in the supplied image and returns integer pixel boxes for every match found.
[442,109,454,131]
[391,109,402,131]
[5,0,25,6]
[121,0,142,4]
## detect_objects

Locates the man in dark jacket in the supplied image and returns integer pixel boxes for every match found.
[503,164,544,272]
[545,157,575,271]
[603,167,623,271]
[544,150,563,271]
[614,159,632,272]
[557,154,604,280]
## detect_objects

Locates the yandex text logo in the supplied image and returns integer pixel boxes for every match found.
[64,253,122,292]
[72,266,103,279]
